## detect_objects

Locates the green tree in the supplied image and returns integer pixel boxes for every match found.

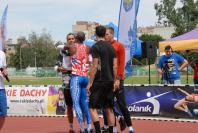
[28,31,59,67]
[9,31,59,69]
[155,0,198,37]
[139,34,165,42]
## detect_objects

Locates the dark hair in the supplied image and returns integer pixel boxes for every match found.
[66,33,75,40]
[95,25,106,37]
[58,87,64,92]
[106,26,114,34]
[76,31,85,43]
[165,45,172,51]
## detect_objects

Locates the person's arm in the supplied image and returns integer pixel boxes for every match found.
[56,44,65,50]
[63,43,76,56]
[0,51,9,81]
[117,44,125,80]
[54,53,62,72]
[87,58,98,95]
[177,88,191,96]
[157,68,163,76]
[179,59,188,71]
[51,97,58,107]
[157,57,163,76]
[174,98,188,112]
[113,58,119,91]
[54,53,67,73]
[175,53,188,71]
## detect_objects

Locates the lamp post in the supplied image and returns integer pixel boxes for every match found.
[34,51,37,69]
[20,46,22,70]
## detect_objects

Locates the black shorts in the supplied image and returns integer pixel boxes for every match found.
[63,89,73,106]
[89,81,114,109]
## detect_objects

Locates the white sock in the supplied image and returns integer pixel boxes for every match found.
[87,124,92,131]
[104,125,109,129]
[80,122,85,132]
[113,126,117,133]
[128,126,134,131]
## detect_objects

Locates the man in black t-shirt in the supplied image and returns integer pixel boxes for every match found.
[87,25,118,133]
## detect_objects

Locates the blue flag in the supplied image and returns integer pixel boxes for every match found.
[118,0,140,76]
[0,5,8,51]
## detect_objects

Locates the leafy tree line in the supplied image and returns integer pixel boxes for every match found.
[154,0,198,63]
[7,31,59,69]
[133,0,198,66]
[155,0,198,37]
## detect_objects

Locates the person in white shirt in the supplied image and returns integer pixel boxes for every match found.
[0,50,8,116]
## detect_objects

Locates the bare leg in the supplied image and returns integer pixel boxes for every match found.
[89,108,101,133]
[174,99,187,112]
[67,106,73,124]
[105,107,115,133]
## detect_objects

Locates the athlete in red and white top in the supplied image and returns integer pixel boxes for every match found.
[71,42,89,76]
[69,32,92,133]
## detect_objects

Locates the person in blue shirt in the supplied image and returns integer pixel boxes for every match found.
[157,45,188,84]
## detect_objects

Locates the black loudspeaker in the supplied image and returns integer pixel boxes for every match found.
[141,41,158,58]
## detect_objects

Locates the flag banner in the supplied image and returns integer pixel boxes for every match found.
[118,0,140,76]
[0,5,8,51]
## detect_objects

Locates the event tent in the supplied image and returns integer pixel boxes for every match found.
[159,27,198,52]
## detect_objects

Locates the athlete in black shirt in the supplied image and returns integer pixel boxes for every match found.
[87,25,118,133]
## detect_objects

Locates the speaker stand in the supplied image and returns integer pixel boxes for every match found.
[148,57,151,84]
[186,50,189,84]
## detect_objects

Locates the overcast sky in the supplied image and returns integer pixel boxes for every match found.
[0,0,160,42]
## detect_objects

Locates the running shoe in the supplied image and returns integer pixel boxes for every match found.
[129,130,135,133]
[101,126,109,133]
[85,128,94,133]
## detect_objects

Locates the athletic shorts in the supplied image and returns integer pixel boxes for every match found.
[89,81,114,109]
[63,89,73,106]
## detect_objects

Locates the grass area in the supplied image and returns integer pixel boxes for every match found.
[125,75,194,84]
[5,77,62,85]
[5,75,194,85]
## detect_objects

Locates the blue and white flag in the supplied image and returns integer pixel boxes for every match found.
[0,5,8,51]
[118,0,140,76]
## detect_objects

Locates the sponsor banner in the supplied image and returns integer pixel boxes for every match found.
[6,87,49,115]
[6,85,198,118]
[124,86,198,118]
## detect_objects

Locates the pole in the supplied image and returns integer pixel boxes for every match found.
[35,51,37,68]
[148,57,151,84]
[186,50,189,84]
[20,46,22,70]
